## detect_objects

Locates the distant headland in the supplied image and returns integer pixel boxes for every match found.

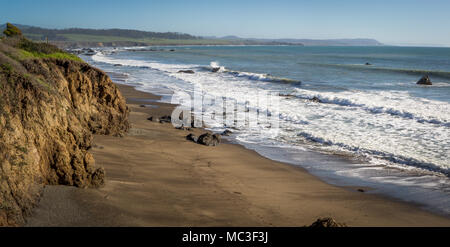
[1,23,383,48]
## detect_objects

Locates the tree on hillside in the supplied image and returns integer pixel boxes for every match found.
[3,23,22,37]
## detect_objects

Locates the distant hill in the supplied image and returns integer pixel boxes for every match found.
[1,23,381,47]
[2,23,201,43]
[1,24,303,47]
[208,36,383,46]
[272,38,383,46]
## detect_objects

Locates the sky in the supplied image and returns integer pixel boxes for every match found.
[1,0,450,46]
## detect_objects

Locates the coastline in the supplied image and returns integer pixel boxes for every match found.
[26,83,450,227]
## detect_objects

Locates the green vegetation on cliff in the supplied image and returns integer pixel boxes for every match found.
[2,34,83,62]
[19,48,82,62]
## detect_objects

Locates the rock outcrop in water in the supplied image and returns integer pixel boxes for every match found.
[0,30,129,226]
[310,96,322,103]
[417,75,432,85]
[178,70,195,74]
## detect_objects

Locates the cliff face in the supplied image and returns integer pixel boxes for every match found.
[0,39,129,226]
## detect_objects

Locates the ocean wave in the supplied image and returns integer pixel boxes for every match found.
[105,71,130,82]
[292,89,450,127]
[225,70,302,84]
[95,53,302,85]
[297,62,450,80]
[199,61,302,84]
[297,131,450,176]
[92,52,196,71]
[93,53,448,127]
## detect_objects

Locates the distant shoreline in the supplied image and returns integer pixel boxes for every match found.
[3,23,388,48]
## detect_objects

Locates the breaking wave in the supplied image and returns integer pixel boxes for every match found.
[292,88,450,127]
[297,62,450,80]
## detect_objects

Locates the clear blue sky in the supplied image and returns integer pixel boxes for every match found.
[1,0,450,46]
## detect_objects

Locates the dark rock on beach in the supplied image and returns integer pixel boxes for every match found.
[148,116,159,122]
[176,126,191,131]
[148,115,172,123]
[150,115,172,124]
[90,168,106,188]
[186,133,198,143]
[308,217,347,227]
[417,75,432,85]
[197,133,221,146]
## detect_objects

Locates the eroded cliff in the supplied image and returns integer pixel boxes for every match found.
[0,30,129,226]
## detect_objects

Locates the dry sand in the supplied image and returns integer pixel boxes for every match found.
[26,84,450,227]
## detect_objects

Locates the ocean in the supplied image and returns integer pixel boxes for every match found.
[82,45,450,215]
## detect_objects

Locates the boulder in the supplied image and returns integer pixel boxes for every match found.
[176,126,192,131]
[147,116,160,122]
[178,70,195,74]
[197,133,221,146]
[310,96,322,103]
[90,168,106,188]
[159,115,172,123]
[308,217,347,228]
[212,67,221,73]
[417,75,432,85]
[186,133,198,143]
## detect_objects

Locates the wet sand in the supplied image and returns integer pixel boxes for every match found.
[26,84,450,227]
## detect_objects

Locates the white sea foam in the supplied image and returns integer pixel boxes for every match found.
[291,88,450,127]
[92,52,450,177]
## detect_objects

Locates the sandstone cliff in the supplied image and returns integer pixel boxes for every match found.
[0,28,129,226]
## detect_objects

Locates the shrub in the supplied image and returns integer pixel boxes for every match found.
[18,38,61,54]
[3,23,22,37]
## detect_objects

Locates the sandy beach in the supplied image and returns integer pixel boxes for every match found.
[25,83,450,227]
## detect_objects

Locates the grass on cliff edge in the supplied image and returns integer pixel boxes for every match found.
[1,35,83,63]
[19,49,83,62]
[17,38,82,62]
